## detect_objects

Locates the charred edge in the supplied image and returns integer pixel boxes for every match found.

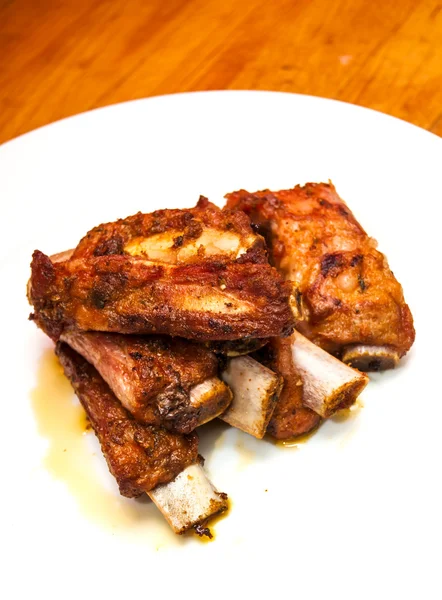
[358,274,367,291]
[207,337,269,357]
[93,236,124,256]
[320,253,344,277]
[172,235,184,248]
[368,359,382,371]
[192,494,228,539]
[318,198,333,208]
[350,254,363,267]
[341,345,400,371]
[208,318,234,334]
[193,524,213,539]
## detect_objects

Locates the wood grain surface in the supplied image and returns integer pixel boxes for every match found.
[1,0,442,144]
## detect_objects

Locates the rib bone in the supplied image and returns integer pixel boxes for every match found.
[55,342,199,496]
[60,330,232,433]
[291,330,369,418]
[341,344,400,371]
[56,342,227,535]
[220,356,283,438]
[189,377,233,426]
[265,337,321,439]
[148,463,228,535]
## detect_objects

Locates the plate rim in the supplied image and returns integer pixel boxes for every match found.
[1,89,441,151]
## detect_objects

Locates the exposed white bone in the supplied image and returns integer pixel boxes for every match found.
[341,344,400,371]
[148,463,228,535]
[291,330,369,418]
[220,356,282,438]
[189,377,233,425]
[60,331,231,430]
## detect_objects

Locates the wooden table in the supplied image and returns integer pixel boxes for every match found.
[1,0,442,144]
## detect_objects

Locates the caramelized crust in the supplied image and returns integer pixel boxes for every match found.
[60,331,232,433]
[29,199,293,341]
[55,342,199,497]
[258,339,321,439]
[72,197,259,262]
[226,183,415,358]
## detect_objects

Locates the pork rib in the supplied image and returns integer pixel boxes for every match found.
[281,330,368,419]
[148,463,228,536]
[60,331,232,434]
[225,182,415,369]
[56,343,228,534]
[253,331,368,439]
[261,338,322,439]
[29,198,293,342]
[220,355,282,439]
[55,342,198,495]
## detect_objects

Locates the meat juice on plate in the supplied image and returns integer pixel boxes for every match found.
[30,350,184,547]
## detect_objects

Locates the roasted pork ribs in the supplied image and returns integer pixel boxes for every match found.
[29,182,415,531]
[61,331,232,433]
[57,342,228,534]
[225,182,415,370]
[56,342,199,496]
[29,198,294,342]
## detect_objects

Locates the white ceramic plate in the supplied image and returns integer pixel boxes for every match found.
[1,91,441,600]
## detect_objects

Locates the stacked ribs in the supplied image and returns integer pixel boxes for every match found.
[28,187,415,535]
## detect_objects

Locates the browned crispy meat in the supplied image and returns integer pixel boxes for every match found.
[60,331,232,433]
[256,339,321,439]
[29,199,293,341]
[226,183,415,368]
[55,342,199,497]
[205,337,269,357]
[72,197,259,262]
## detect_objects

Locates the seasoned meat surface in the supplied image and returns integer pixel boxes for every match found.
[226,183,415,359]
[72,196,259,262]
[61,331,232,433]
[56,342,199,496]
[29,199,293,341]
[256,339,320,439]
